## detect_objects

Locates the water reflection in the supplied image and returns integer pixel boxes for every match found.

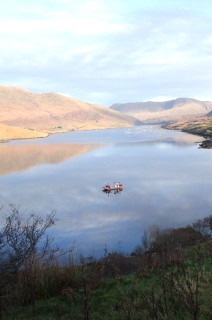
[6,125,203,145]
[0,126,211,256]
[0,143,102,176]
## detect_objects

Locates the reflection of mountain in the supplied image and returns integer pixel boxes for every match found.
[169,133,203,145]
[116,132,203,148]
[0,143,102,176]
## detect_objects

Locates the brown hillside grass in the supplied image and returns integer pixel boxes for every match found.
[165,116,212,135]
[0,123,47,141]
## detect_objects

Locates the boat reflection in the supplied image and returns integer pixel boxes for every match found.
[102,182,123,196]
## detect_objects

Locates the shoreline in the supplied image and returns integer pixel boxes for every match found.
[162,122,212,148]
[0,123,135,144]
[1,122,211,146]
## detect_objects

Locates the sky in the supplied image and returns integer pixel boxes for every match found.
[1,0,212,106]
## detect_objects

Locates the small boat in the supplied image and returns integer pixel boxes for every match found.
[102,182,123,193]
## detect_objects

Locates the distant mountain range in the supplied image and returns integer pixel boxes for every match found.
[110,98,212,123]
[0,85,139,141]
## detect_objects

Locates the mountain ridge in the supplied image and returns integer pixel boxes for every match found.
[110,98,212,123]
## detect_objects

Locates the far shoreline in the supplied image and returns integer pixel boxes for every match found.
[0,123,135,144]
[1,122,209,146]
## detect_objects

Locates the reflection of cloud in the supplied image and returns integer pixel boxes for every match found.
[0,143,102,176]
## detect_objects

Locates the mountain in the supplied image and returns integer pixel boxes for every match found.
[0,86,139,140]
[110,98,212,123]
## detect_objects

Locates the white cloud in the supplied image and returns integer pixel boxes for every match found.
[146,96,177,102]
[1,0,212,105]
[0,16,131,36]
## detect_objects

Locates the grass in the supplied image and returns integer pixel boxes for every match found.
[2,254,212,320]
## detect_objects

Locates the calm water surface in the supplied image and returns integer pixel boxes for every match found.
[0,125,211,256]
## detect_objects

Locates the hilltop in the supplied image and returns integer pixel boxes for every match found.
[110,98,212,123]
[0,85,139,141]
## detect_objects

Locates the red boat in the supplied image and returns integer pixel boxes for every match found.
[102,182,123,193]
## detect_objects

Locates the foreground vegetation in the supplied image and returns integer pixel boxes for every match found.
[0,206,212,319]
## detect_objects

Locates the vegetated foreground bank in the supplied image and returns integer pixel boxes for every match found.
[1,206,212,320]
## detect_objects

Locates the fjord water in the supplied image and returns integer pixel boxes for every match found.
[0,125,211,256]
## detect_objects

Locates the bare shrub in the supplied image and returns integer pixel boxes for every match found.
[0,205,56,315]
[192,215,212,240]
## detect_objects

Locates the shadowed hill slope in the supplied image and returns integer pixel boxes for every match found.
[110,98,212,123]
[0,86,139,135]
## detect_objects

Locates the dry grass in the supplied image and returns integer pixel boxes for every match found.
[0,123,47,141]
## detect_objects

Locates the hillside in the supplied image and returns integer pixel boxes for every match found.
[110,98,212,123]
[0,86,139,137]
[0,123,47,142]
[164,115,212,137]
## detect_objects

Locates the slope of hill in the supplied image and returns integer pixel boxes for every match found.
[164,115,212,137]
[0,86,139,135]
[110,98,212,123]
[0,123,47,142]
